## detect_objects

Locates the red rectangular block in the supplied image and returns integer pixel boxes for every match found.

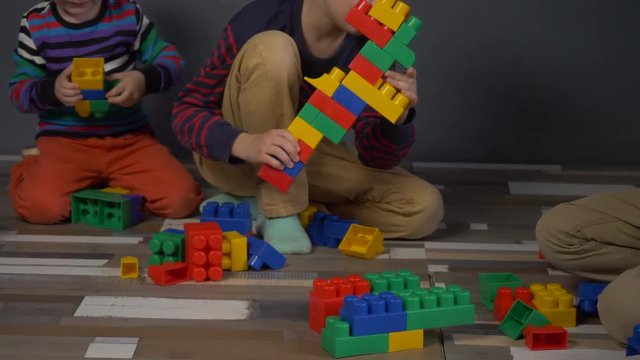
[308,275,371,333]
[349,54,384,85]
[298,139,314,164]
[345,0,393,48]
[257,165,295,192]
[185,222,224,282]
[524,325,569,351]
[148,262,190,286]
[308,90,357,130]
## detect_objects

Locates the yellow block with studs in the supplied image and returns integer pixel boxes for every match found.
[304,67,346,97]
[224,231,248,271]
[369,0,411,31]
[530,283,576,328]
[341,71,410,124]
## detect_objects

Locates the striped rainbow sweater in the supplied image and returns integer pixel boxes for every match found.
[8,0,185,139]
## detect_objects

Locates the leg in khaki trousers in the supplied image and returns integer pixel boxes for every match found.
[193,31,444,239]
[536,189,640,346]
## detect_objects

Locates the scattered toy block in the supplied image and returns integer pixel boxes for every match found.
[307,212,357,248]
[309,275,371,334]
[349,54,385,86]
[200,201,252,234]
[225,231,248,272]
[499,300,550,340]
[345,0,393,48]
[341,71,410,124]
[493,286,534,322]
[304,67,346,97]
[340,291,407,336]
[530,283,576,328]
[299,205,319,229]
[148,262,190,286]
[577,281,607,317]
[322,316,389,358]
[339,224,384,260]
[120,256,139,279]
[397,284,476,330]
[524,325,568,351]
[148,230,185,266]
[71,189,143,230]
[247,236,286,271]
[478,273,524,311]
[184,222,224,282]
[364,270,421,294]
[368,0,410,31]
[389,329,423,352]
[628,324,640,357]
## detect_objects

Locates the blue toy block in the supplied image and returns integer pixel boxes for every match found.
[627,324,640,357]
[307,212,356,248]
[162,228,185,235]
[81,89,105,100]
[324,217,357,240]
[340,292,407,336]
[283,161,304,178]
[577,282,608,316]
[332,85,367,117]
[122,194,144,225]
[200,201,252,234]
[247,236,286,270]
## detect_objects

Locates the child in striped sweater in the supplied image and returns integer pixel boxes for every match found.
[8,0,202,224]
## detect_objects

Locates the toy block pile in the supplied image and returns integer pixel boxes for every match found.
[258,0,422,192]
[71,57,109,118]
[71,188,143,230]
[147,202,286,286]
[311,270,475,358]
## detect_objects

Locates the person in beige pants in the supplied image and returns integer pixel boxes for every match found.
[536,189,640,346]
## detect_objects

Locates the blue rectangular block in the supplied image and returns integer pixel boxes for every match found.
[247,236,286,270]
[332,85,367,117]
[81,89,105,100]
[200,201,252,234]
[283,161,304,178]
[340,292,407,336]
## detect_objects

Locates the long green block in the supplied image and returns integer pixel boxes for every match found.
[71,189,139,231]
[478,273,524,311]
[397,285,476,330]
[298,103,320,124]
[499,300,550,340]
[384,37,416,68]
[394,16,422,45]
[321,316,389,358]
[89,100,109,118]
[359,41,394,73]
[364,270,421,294]
[313,112,347,144]
[148,232,185,266]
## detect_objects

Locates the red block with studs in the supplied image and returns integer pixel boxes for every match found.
[345,0,393,48]
[494,286,535,322]
[185,222,224,282]
[524,325,569,351]
[309,275,371,334]
[349,54,385,85]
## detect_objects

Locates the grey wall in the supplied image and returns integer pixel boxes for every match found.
[2,0,639,165]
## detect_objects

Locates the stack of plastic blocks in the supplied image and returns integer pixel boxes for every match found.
[71,57,110,118]
[200,201,252,235]
[71,188,143,230]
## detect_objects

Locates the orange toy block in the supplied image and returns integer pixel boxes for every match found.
[368,0,411,31]
[338,224,384,260]
[308,90,357,130]
[304,67,346,97]
[530,283,576,328]
[341,71,410,124]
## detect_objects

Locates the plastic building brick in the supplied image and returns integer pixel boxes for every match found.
[345,0,393,48]
[397,285,476,330]
[339,224,384,260]
[478,273,524,311]
[339,292,407,336]
[627,325,640,357]
[349,54,384,86]
[162,228,185,235]
[312,111,348,144]
[257,165,294,193]
[388,329,424,352]
[288,116,324,148]
[307,212,357,248]
[247,236,286,271]
[493,286,534,322]
[299,205,319,229]
[184,222,225,282]
[81,89,105,101]
[308,90,358,130]
[530,283,576,328]
[148,230,185,266]
[283,161,304,179]
[383,37,416,68]
[148,262,190,286]
[200,201,252,235]
[120,256,139,279]
[304,67,346,97]
[101,187,130,194]
[341,71,410,124]
[368,0,410,31]
[309,275,371,334]
[499,300,550,340]
[71,189,143,230]
[224,231,248,272]
[393,15,422,46]
[88,100,109,117]
[524,325,568,351]
[577,281,607,316]
[332,85,368,117]
[364,270,421,294]
[321,316,389,358]
[298,139,314,163]
[298,103,320,123]
[72,58,104,89]
[358,40,395,73]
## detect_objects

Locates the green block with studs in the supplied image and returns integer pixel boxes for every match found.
[321,316,389,358]
[364,270,422,294]
[148,232,185,266]
[397,284,475,330]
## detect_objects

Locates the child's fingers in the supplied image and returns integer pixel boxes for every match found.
[272,136,299,164]
[106,82,126,98]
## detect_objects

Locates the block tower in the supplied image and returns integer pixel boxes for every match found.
[258,0,422,191]
[71,58,110,118]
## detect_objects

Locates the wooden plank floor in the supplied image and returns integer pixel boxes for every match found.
[0,159,637,359]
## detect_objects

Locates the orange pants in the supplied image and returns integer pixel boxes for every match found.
[9,132,202,224]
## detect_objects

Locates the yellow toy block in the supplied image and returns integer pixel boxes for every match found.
[71,58,104,90]
[368,0,411,31]
[338,224,384,260]
[304,67,346,97]
[341,71,410,124]
[288,117,323,149]
[530,283,576,328]
[224,231,248,271]
[101,187,131,194]
[389,329,424,352]
[299,205,319,229]
[120,256,139,279]
[75,100,91,118]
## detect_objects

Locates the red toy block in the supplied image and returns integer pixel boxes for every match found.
[349,54,385,85]
[308,90,357,130]
[345,0,393,48]
[524,325,569,351]
[257,164,295,192]
[494,286,535,322]
[148,262,189,286]
[185,222,224,282]
[309,275,371,334]
[298,139,314,163]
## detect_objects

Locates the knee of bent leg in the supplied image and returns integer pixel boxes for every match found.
[536,203,580,265]
[243,31,300,83]
[15,187,69,224]
[149,182,202,219]
[405,178,444,239]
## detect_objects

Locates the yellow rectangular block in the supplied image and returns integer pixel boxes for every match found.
[304,67,346,97]
[101,187,130,194]
[288,117,323,149]
[530,283,577,328]
[225,231,248,271]
[71,57,104,90]
[120,256,139,279]
[389,329,424,352]
[339,224,384,260]
[369,0,411,31]
[341,71,410,124]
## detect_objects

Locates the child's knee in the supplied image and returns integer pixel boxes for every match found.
[243,31,300,81]
[151,183,202,219]
[14,188,69,224]
[410,179,444,238]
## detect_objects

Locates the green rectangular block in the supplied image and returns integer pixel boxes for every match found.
[321,316,389,358]
[393,15,422,45]
[359,40,394,73]
[478,273,524,311]
[499,300,550,340]
[297,103,320,124]
[71,189,140,231]
[364,270,422,294]
[384,37,416,68]
[313,112,347,144]
[89,100,110,118]
[397,285,476,330]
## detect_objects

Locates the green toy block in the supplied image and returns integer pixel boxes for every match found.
[499,300,550,340]
[397,284,475,330]
[383,37,416,68]
[90,100,109,118]
[359,40,394,73]
[298,103,320,124]
[313,112,347,144]
[364,270,421,294]
[478,273,524,310]
[321,316,389,358]
[148,232,185,266]
[394,16,422,46]
[71,189,140,231]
